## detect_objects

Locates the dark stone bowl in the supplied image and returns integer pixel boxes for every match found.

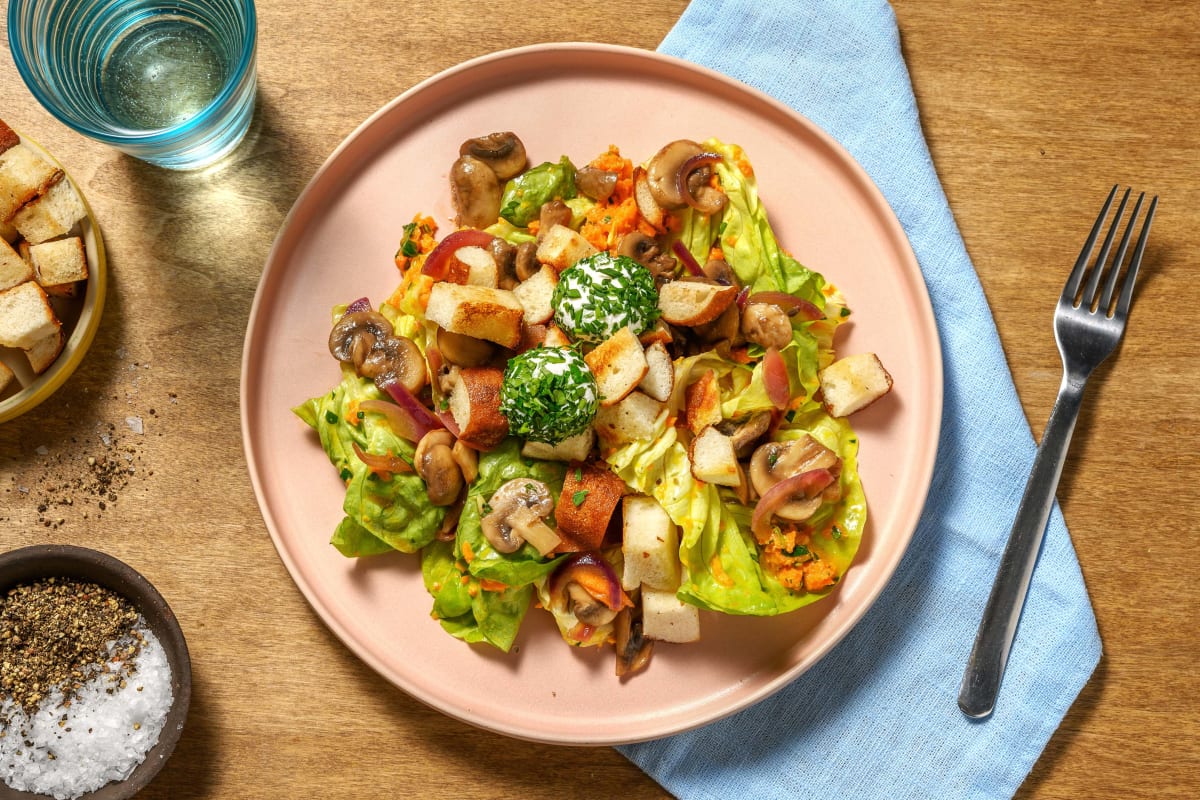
[0,545,191,800]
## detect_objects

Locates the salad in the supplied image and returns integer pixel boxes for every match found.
[293,132,894,676]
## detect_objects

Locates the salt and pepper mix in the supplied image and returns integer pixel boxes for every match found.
[0,578,174,799]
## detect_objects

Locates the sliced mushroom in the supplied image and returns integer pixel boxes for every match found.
[437,327,495,368]
[576,165,619,202]
[450,439,478,484]
[693,301,741,346]
[414,429,464,506]
[646,140,704,209]
[614,604,654,677]
[715,411,773,459]
[487,237,519,290]
[702,258,739,287]
[459,132,527,181]
[450,155,502,229]
[748,436,842,521]
[480,479,559,555]
[567,582,619,626]
[741,302,793,350]
[537,199,573,242]
[329,310,427,392]
[514,240,539,282]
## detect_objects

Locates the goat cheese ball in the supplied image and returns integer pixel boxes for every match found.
[499,346,599,444]
[551,253,659,344]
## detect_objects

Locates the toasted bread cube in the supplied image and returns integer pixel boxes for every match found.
[452,245,498,288]
[29,236,87,288]
[657,280,739,327]
[688,426,741,487]
[593,390,664,445]
[425,282,524,349]
[0,120,20,155]
[621,495,680,592]
[819,353,894,417]
[0,359,14,392]
[544,324,572,348]
[521,427,594,462]
[12,177,85,243]
[633,166,666,232]
[0,219,18,243]
[24,327,64,374]
[0,281,60,349]
[445,365,509,450]
[585,326,647,407]
[535,224,597,272]
[684,369,722,434]
[512,264,558,325]
[641,586,700,643]
[554,462,627,552]
[0,144,62,222]
[0,237,33,291]
[638,342,674,402]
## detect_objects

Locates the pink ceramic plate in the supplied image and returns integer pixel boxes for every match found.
[241,43,942,745]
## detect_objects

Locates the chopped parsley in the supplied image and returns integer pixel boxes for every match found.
[499,347,599,444]
[550,253,659,343]
[572,490,589,507]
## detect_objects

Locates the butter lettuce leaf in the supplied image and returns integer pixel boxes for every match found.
[421,539,532,651]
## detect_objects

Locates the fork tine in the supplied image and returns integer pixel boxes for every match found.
[1064,185,1119,303]
[1083,187,1131,309]
[1099,191,1144,312]
[1114,194,1158,320]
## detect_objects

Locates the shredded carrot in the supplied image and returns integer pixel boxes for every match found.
[479,578,508,594]
[710,554,735,587]
[393,214,438,273]
[802,559,837,592]
[736,154,754,177]
[580,196,640,251]
[526,219,541,236]
[460,541,475,563]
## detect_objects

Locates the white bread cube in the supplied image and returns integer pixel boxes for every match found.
[543,324,571,348]
[657,280,738,327]
[621,495,680,591]
[592,390,663,445]
[30,236,87,288]
[0,237,33,291]
[521,427,594,462]
[0,281,60,349]
[512,264,558,325]
[688,426,741,487]
[24,327,64,374]
[424,282,524,349]
[12,177,86,243]
[584,326,647,407]
[819,353,894,417]
[0,144,62,221]
[638,341,674,402]
[641,586,700,643]
[0,219,18,243]
[535,224,597,272]
[454,245,499,288]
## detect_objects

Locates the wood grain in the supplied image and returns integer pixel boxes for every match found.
[0,1,1195,798]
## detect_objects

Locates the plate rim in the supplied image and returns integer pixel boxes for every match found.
[240,41,944,745]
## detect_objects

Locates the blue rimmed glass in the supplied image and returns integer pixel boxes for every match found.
[7,0,257,170]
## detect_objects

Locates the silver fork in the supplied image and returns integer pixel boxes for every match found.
[958,186,1158,719]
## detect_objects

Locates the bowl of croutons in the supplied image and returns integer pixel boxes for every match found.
[0,119,106,423]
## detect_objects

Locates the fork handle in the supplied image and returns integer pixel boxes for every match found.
[958,375,1086,718]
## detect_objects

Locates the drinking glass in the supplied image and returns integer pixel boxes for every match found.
[7,0,257,170]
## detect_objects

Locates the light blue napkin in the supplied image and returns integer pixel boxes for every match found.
[618,1,1102,797]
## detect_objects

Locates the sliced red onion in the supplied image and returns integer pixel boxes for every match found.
[675,152,725,215]
[381,383,444,441]
[750,468,836,541]
[420,229,495,279]
[549,552,627,611]
[762,347,790,411]
[671,239,705,277]
[351,441,414,476]
[735,285,750,310]
[746,292,823,321]
[344,297,372,315]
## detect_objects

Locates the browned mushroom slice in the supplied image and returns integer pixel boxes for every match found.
[479,479,560,555]
[715,411,772,459]
[450,155,502,229]
[459,132,527,181]
[436,327,495,368]
[328,310,427,393]
[614,603,654,677]
[414,429,464,506]
[575,165,619,202]
[749,435,843,523]
[646,140,704,209]
[537,199,573,242]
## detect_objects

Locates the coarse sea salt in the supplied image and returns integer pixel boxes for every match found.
[0,621,174,800]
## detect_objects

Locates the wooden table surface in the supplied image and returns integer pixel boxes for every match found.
[1,1,1196,797]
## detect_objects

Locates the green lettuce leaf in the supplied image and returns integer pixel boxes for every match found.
[293,367,445,554]
[456,439,568,586]
[421,539,532,651]
[499,156,577,227]
[330,516,394,558]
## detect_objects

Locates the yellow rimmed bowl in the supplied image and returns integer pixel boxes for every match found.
[0,132,106,423]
